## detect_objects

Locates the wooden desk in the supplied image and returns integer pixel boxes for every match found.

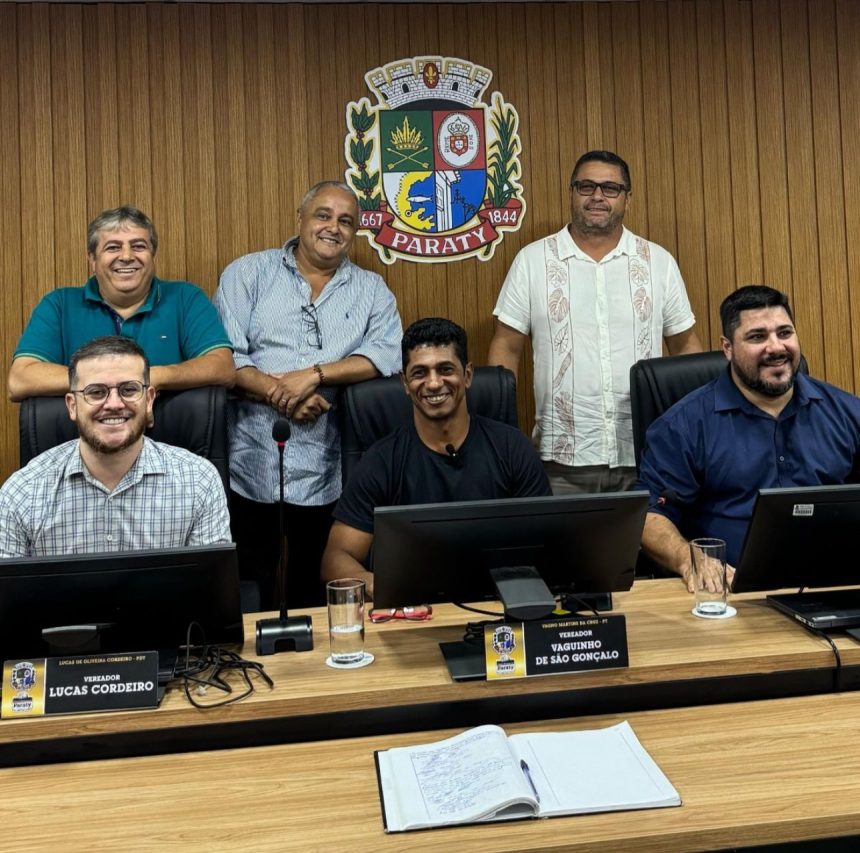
[2,579,859,766]
[4,691,860,852]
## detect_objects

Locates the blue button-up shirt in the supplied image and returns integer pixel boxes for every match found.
[214,239,402,506]
[638,367,860,564]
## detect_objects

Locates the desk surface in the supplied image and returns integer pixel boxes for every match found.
[5,690,860,852]
[3,579,859,765]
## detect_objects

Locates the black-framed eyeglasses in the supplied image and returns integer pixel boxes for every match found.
[70,381,148,405]
[301,304,322,349]
[369,605,433,623]
[571,180,629,198]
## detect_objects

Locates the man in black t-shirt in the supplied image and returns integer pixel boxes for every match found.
[321,317,550,598]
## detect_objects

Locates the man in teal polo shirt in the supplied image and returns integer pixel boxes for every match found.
[8,206,234,401]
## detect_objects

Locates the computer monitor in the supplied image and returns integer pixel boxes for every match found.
[732,484,860,593]
[0,544,244,665]
[372,491,649,610]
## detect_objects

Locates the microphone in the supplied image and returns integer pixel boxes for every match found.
[272,418,291,446]
[445,443,463,468]
[255,418,314,655]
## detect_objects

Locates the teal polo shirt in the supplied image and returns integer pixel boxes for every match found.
[14,277,231,366]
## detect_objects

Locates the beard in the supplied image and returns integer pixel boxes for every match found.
[78,412,146,454]
[570,202,624,236]
[732,354,798,397]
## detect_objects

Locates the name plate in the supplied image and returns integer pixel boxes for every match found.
[484,615,628,680]
[1,651,160,718]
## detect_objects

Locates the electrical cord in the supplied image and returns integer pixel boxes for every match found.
[175,622,274,708]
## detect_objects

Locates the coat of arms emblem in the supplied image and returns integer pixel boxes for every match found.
[345,56,525,264]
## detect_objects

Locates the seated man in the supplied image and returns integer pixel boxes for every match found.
[8,206,234,401]
[322,317,551,598]
[0,336,231,558]
[638,285,860,590]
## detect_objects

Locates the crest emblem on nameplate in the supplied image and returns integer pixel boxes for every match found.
[345,56,526,264]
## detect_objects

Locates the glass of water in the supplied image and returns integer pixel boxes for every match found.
[326,579,366,664]
[689,538,729,617]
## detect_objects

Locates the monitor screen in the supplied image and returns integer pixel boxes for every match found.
[732,484,860,592]
[371,492,648,609]
[0,544,244,662]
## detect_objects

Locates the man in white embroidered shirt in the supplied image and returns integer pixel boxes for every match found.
[0,336,231,558]
[488,149,702,495]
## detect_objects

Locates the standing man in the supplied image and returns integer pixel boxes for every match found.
[488,150,702,494]
[215,180,402,609]
[8,206,234,400]
[0,336,231,558]
[322,317,550,597]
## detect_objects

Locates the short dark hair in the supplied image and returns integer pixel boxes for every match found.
[87,206,158,255]
[570,150,632,191]
[69,336,150,387]
[720,285,794,340]
[401,317,469,370]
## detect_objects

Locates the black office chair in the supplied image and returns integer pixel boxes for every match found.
[18,385,231,495]
[630,350,809,469]
[339,365,518,487]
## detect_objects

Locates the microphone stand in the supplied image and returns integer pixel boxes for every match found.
[256,419,314,654]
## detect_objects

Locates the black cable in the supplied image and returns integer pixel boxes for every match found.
[175,622,274,708]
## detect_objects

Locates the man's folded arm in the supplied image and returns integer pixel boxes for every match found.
[8,357,70,401]
[149,347,235,391]
[321,521,375,599]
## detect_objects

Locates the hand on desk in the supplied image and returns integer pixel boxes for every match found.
[682,559,735,595]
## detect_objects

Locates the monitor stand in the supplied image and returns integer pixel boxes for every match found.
[440,592,615,682]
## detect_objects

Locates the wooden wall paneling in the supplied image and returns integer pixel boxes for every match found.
[807,0,853,391]
[667,0,709,345]
[241,4,282,256]
[696,0,736,346]
[723,0,764,291]
[0,3,22,483]
[82,4,119,220]
[179,4,218,294]
[147,4,187,283]
[779,0,825,377]
[18,3,56,315]
[468,3,501,363]
[494,1,535,429]
[611,1,647,239]
[579,3,606,152]
[115,4,152,220]
[521,5,555,245]
[210,4,249,282]
[273,4,310,250]
[50,5,87,288]
[836,0,860,393]
[751,0,792,301]
[553,2,586,195]
[639,0,680,266]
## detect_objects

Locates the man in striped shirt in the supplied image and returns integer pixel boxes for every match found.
[215,181,402,609]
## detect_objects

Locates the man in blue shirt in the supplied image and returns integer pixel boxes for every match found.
[215,181,402,609]
[8,206,234,401]
[639,285,860,591]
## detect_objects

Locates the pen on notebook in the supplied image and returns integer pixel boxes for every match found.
[520,759,540,803]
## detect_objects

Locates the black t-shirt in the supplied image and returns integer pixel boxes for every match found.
[334,415,551,533]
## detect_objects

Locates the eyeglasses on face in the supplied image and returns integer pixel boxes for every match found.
[369,605,433,623]
[570,179,629,199]
[301,304,322,349]
[70,381,148,405]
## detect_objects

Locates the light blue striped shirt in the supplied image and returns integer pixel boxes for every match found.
[0,438,232,558]
[214,239,402,505]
